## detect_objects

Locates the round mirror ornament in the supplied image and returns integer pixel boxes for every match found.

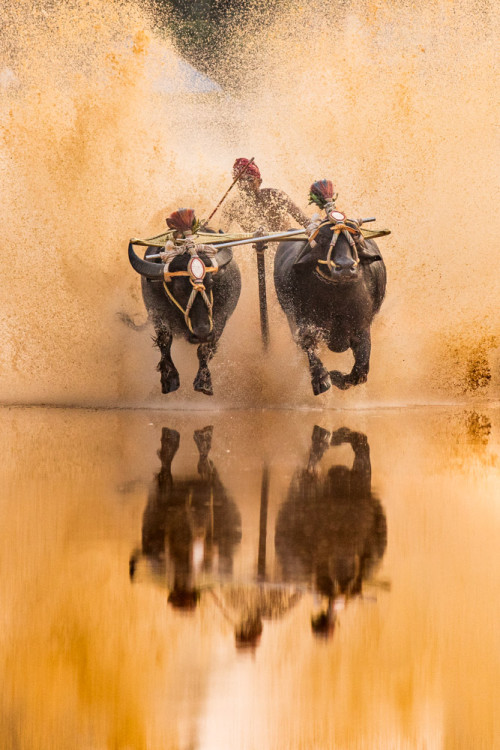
[188,257,206,280]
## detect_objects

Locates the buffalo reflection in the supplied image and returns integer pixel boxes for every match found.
[275,426,387,636]
[129,426,242,610]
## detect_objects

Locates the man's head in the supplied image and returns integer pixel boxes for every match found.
[233,158,262,194]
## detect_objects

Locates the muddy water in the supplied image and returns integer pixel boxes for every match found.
[0,0,499,407]
[1,2,499,746]
[0,405,498,749]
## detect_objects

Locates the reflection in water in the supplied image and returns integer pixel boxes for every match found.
[276,426,387,636]
[133,423,388,648]
[0,407,499,748]
[465,410,491,448]
[130,426,302,649]
[130,426,242,610]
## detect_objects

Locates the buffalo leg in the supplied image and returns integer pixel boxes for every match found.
[330,329,371,390]
[308,425,332,473]
[193,425,214,478]
[194,341,217,395]
[158,427,181,477]
[298,327,331,395]
[130,426,180,580]
[153,323,180,394]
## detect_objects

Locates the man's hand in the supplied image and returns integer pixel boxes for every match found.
[252,226,268,253]
[305,213,322,237]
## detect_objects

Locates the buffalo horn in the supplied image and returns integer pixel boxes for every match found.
[294,243,315,266]
[128,243,166,279]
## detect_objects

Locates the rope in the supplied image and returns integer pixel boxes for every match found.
[163,280,213,334]
[158,234,217,334]
[309,217,361,278]
[160,237,219,266]
[331,222,359,236]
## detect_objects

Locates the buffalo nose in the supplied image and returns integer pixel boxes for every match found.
[335,257,356,271]
[333,258,358,277]
[189,325,213,343]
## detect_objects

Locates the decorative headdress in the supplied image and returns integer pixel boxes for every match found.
[308,180,338,210]
[166,208,200,235]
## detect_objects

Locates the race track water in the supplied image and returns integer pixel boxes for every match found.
[0,0,498,408]
[0,405,499,749]
[1,2,499,748]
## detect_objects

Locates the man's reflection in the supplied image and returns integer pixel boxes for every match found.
[130,426,242,610]
[275,426,387,636]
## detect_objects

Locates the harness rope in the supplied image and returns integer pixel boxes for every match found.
[163,280,214,334]
[309,217,361,276]
[160,234,218,334]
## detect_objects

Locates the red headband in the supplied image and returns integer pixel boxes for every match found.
[233,158,261,180]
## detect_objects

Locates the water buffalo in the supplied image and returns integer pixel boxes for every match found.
[273,216,386,395]
[127,211,241,396]
[275,426,387,634]
[129,426,242,609]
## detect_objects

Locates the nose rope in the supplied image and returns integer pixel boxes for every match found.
[163,280,214,334]
[160,234,216,334]
[322,222,360,275]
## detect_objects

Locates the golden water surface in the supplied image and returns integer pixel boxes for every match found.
[0,0,498,408]
[0,406,498,750]
[1,0,499,746]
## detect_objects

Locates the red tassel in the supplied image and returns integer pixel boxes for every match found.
[309,180,335,207]
[166,208,196,233]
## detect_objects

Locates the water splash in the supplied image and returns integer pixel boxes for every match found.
[0,0,498,407]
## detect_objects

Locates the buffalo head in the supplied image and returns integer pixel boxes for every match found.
[128,243,234,343]
[293,216,365,283]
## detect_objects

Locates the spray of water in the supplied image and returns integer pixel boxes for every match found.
[0,0,498,407]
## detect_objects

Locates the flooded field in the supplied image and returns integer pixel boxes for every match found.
[1,0,499,746]
[1,405,499,749]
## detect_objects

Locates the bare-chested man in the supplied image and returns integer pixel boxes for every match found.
[221,158,309,233]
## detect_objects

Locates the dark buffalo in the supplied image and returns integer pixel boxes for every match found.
[273,218,386,394]
[275,426,387,635]
[128,239,241,396]
[129,426,242,609]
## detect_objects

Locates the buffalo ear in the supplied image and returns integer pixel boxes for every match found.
[214,247,233,269]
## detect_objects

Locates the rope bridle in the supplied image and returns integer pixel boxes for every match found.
[308,212,361,280]
[160,234,219,334]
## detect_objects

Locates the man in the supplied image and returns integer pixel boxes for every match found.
[221,158,310,233]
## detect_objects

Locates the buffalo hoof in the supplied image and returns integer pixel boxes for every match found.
[329,370,352,390]
[193,370,213,396]
[311,369,332,396]
[161,374,180,394]
[311,425,331,450]
[194,426,213,457]
[195,383,214,396]
[330,427,353,445]
[350,371,368,386]
[308,425,332,472]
